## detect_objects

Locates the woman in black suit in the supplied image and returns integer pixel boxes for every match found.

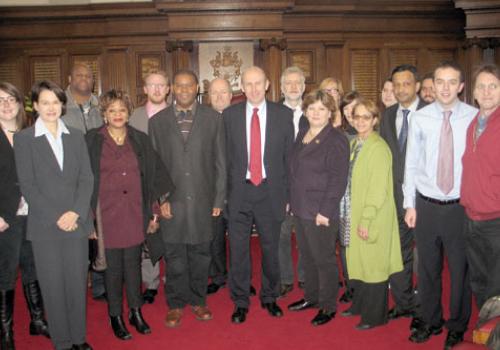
[14,80,94,350]
[0,82,50,350]
[287,89,350,326]
[85,90,173,340]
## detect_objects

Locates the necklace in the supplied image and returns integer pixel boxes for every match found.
[107,127,126,145]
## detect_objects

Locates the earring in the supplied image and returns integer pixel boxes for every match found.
[104,118,108,125]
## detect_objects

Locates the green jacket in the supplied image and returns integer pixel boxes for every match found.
[346,132,403,283]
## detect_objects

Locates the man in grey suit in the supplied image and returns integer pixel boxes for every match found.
[149,70,226,328]
[130,70,170,304]
[380,64,426,325]
[223,66,294,324]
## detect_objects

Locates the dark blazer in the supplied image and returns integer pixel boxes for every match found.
[14,126,94,241]
[380,98,427,215]
[289,124,350,221]
[223,100,294,221]
[0,131,21,222]
[85,125,174,234]
[149,103,226,244]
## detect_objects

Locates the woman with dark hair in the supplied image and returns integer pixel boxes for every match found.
[287,89,349,326]
[340,91,361,140]
[14,80,94,350]
[0,82,50,350]
[85,89,173,340]
[340,98,402,330]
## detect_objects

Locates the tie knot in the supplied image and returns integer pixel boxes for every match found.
[402,109,410,118]
[443,110,452,120]
[253,107,259,114]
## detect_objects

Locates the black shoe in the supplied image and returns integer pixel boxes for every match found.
[261,302,283,317]
[298,282,305,290]
[23,281,50,338]
[72,343,92,350]
[388,307,415,320]
[0,290,15,350]
[444,330,464,349]
[288,299,318,311]
[410,316,425,331]
[207,282,225,295]
[231,307,248,324]
[311,310,335,326]
[92,293,107,302]
[409,322,444,343]
[355,323,374,330]
[110,315,132,340]
[129,308,151,334]
[339,290,353,304]
[279,284,293,298]
[250,285,257,296]
[142,289,157,304]
[341,308,356,317]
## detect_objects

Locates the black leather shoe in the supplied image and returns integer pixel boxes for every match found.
[23,281,50,338]
[207,282,225,295]
[311,310,335,326]
[388,307,415,320]
[129,308,151,334]
[339,289,353,304]
[72,343,93,350]
[279,284,293,298]
[288,299,318,311]
[444,330,464,349]
[110,316,132,340]
[250,285,257,296]
[298,282,305,289]
[231,307,248,324]
[355,323,374,330]
[261,302,283,317]
[409,322,443,343]
[341,308,356,317]
[410,316,425,331]
[142,289,157,304]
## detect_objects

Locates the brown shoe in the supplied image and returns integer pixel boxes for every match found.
[165,309,183,328]
[192,306,213,321]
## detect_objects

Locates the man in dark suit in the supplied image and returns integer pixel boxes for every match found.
[380,64,426,325]
[223,66,294,324]
[149,70,226,328]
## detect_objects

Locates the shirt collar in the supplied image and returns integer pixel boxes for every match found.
[174,101,197,116]
[246,100,266,115]
[434,99,461,118]
[283,100,303,114]
[398,97,420,113]
[34,118,70,138]
[145,100,167,118]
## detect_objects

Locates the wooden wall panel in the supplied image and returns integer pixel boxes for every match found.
[30,56,63,87]
[0,55,25,93]
[350,50,380,103]
[102,48,130,93]
[389,49,418,71]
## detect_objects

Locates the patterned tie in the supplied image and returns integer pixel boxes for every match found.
[398,109,410,152]
[249,107,262,186]
[436,110,454,194]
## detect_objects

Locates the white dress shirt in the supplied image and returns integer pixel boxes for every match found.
[283,100,303,140]
[34,117,70,171]
[403,100,478,208]
[246,100,267,179]
[395,97,420,136]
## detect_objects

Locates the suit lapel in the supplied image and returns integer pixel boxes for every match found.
[165,107,185,145]
[264,101,272,165]
[61,133,73,176]
[234,103,248,167]
[34,134,63,175]
[298,125,333,158]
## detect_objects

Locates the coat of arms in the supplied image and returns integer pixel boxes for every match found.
[209,46,243,89]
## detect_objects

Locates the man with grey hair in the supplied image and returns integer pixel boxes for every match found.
[278,66,307,297]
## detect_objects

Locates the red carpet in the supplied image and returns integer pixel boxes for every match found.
[13,237,478,350]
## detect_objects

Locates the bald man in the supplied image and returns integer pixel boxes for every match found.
[223,66,294,324]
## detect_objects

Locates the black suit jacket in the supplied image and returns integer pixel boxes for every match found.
[380,99,427,215]
[0,131,21,222]
[223,100,294,222]
[289,124,349,221]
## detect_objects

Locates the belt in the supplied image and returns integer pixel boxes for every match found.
[419,193,460,206]
[245,178,267,185]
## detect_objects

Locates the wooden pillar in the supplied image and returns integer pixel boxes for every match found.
[166,40,194,74]
[463,38,488,104]
[492,39,500,68]
[259,38,287,102]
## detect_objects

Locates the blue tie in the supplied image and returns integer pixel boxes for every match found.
[398,109,410,152]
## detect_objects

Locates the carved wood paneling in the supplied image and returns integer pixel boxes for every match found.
[30,56,62,87]
[350,49,380,103]
[389,49,418,71]
[102,48,129,93]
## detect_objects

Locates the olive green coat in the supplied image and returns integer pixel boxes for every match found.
[346,132,403,283]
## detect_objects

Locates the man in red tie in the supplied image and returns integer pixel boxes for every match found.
[223,66,294,324]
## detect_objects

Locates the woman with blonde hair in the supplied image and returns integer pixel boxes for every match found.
[319,77,344,128]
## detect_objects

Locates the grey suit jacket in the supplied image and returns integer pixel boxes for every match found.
[380,98,427,215]
[14,125,94,241]
[149,103,226,244]
[130,106,149,134]
[223,100,294,222]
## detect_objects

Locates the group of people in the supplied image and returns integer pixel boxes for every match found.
[0,58,498,350]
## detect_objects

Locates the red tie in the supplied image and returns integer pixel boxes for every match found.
[249,107,262,186]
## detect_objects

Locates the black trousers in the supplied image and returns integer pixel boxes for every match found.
[415,196,471,332]
[228,182,281,308]
[0,216,37,290]
[104,244,142,317]
[464,216,500,309]
[388,213,416,311]
[32,237,88,350]
[350,279,388,326]
[209,215,228,286]
[164,241,211,309]
[295,218,339,312]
